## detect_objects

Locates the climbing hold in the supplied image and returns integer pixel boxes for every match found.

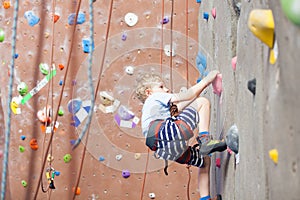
[134,153,141,160]
[53,14,60,23]
[21,135,26,140]
[58,64,64,70]
[37,106,52,123]
[68,99,82,114]
[14,53,19,59]
[164,44,176,57]
[82,38,94,53]
[11,96,21,114]
[196,51,208,82]
[149,193,156,199]
[247,78,256,95]
[269,40,278,64]
[124,12,138,27]
[269,149,278,164]
[118,105,135,120]
[211,8,216,19]
[248,9,275,48]
[280,0,300,26]
[17,82,28,96]
[49,180,56,189]
[216,157,221,168]
[70,100,91,127]
[116,154,122,161]
[225,124,239,154]
[59,80,63,86]
[63,154,72,163]
[39,63,50,75]
[21,180,27,187]
[68,12,85,25]
[47,154,54,162]
[231,56,237,71]
[0,28,5,42]
[125,66,134,75]
[3,1,10,9]
[30,138,39,151]
[99,156,105,161]
[72,187,81,195]
[58,107,64,116]
[212,73,222,97]
[196,0,201,3]
[203,12,209,21]
[55,171,60,176]
[121,33,127,41]
[161,16,169,24]
[24,10,40,27]
[122,170,130,178]
[19,145,25,153]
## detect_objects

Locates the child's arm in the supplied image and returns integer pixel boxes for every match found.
[170,70,219,103]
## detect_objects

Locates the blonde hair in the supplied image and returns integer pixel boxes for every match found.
[135,73,163,103]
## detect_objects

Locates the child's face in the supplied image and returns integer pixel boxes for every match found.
[149,82,169,94]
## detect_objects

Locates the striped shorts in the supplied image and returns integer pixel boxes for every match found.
[155,106,204,167]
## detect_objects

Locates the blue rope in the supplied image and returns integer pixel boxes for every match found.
[72,0,95,149]
[1,0,19,199]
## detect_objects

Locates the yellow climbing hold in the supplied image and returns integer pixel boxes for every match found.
[248,9,275,48]
[269,149,278,164]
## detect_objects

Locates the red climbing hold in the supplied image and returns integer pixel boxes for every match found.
[212,73,222,97]
[211,8,216,19]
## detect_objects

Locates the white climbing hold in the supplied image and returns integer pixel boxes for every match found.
[164,44,176,57]
[149,192,156,199]
[125,13,138,27]
[116,154,123,161]
[125,66,134,75]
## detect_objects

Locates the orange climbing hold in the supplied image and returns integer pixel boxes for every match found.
[3,1,11,9]
[58,64,64,70]
[53,14,60,23]
[72,187,81,195]
[30,138,39,151]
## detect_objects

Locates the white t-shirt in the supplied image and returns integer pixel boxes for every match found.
[141,92,174,137]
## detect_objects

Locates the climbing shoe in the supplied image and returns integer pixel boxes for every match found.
[197,136,227,155]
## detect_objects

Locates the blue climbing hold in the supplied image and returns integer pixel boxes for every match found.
[24,11,40,27]
[14,53,19,59]
[20,135,26,140]
[55,171,61,176]
[67,99,82,114]
[82,38,94,53]
[196,51,208,82]
[99,156,105,161]
[68,12,86,25]
[203,12,209,21]
[196,0,201,3]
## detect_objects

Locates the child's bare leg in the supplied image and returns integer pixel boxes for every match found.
[198,156,211,198]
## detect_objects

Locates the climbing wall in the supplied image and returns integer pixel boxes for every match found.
[0,1,208,199]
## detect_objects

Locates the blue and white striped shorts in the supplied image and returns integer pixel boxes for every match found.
[155,106,199,161]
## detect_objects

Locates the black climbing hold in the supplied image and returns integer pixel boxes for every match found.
[247,78,256,95]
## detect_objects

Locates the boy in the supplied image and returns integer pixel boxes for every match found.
[136,70,226,200]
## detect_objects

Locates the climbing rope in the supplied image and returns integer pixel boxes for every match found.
[160,0,164,74]
[72,0,113,199]
[186,165,191,200]
[40,0,57,194]
[33,0,83,198]
[169,0,174,91]
[185,0,189,88]
[0,0,19,199]
[71,0,98,198]
[140,149,150,200]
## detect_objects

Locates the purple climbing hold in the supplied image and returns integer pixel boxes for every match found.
[118,105,135,120]
[122,170,130,178]
[68,12,86,25]
[121,33,127,41]
[161,16,169,24]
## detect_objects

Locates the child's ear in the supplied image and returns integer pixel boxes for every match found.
[145,88,152,96]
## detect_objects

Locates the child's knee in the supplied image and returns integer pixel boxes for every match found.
[196,97,211,109]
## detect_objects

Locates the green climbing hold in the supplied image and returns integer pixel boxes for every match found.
[21,180,27,187]
[39,63,50,75]
[17,82,28,96]
[64,153,72,163]
[58,108,64,116]
[0,28,4,42]
[19,145,25,153]
[280,0,300,26]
